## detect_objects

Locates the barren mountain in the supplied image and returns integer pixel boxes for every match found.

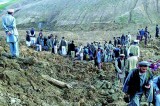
[1,0,160,30]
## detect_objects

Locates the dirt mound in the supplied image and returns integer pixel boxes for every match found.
[0,36,160,106]
[0,37,126,106]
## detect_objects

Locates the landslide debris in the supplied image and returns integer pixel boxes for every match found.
[0,37,159,106]
[0,37,126,106]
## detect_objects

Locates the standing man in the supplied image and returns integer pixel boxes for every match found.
[123,61,153,106]
[113,45,121,59]
[95,47,102,69]
[155,25,159,38]
[128,40,140,58]
[125,53,138,77]
[113,37,117,47]
[144,26,149,47]
[2,9,19,58]
[70,41,75,58]
[30,27,36,45]
[128,32,131,44]
[153,76,160,106]
[59,37,67,55]
[52,35,58,54]
[139,29,145,41]
[121,34,126,46]
[115,54,126,83]
[106,40,114,62]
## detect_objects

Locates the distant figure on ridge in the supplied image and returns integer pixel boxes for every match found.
[155,25,159,38]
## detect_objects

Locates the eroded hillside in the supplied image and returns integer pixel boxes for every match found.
[1,0,160,30]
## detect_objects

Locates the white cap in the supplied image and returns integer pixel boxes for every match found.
[7,9,14,13]
[134,40,138,42]
[134,40,139,44]
[120,54,125,57]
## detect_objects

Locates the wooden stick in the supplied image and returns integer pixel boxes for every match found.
[41,75,72,88]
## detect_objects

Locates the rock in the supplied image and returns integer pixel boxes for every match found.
[78,98,86,106]
[99,90,109,96]
[36,61,50,68]
[88,85,96,92]
[42,102,51,106]
[10,61,21,70]
[17,56,37,65]
[1,53,12,58]
[153,45,159,50]
[155,52,160,55]
[94,80,104,89]
[0,93,7,106]
[105,81,112,89]
[10,97,21,105]
[109,89,115,94]
[0,46,4,55]
[106,95,114,103]
[111,94,119,101]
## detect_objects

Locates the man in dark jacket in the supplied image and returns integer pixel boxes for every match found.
[155,25,159,38]
[59,37,67,55]
[139,29,145,41]
[26,30,31,47]
[117,37,121,45]
[123,61,153,106]
[114,45,121,59]
[113,37,117,47]
[115,54,126,83]
[70,41,75,58]
[144,26,149,46]
[36,33,43,51]
[121,34,126,46]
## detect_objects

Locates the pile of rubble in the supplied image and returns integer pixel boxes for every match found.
[0,37,160,106]
[0,37,126,106]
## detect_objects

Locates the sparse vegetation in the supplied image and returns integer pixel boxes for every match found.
[0,0,19,11]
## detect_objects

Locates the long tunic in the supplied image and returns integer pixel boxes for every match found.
[128,45,140,57]
[2,14,19,57]
[126,56,138,72]
[128,34,131,42]
[2,14,19,42]
[97,51,101,64]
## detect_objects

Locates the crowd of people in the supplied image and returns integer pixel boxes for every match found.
[2,8,160,106]
[24,27,160,106]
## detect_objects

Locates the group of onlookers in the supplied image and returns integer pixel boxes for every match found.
[25,27,160,106]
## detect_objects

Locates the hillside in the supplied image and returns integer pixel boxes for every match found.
[1,0,160,30]
[0,31,160,106]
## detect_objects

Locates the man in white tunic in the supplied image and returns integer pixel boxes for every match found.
[128,40,140,58]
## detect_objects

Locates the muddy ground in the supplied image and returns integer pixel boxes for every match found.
[0,30,160,106]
